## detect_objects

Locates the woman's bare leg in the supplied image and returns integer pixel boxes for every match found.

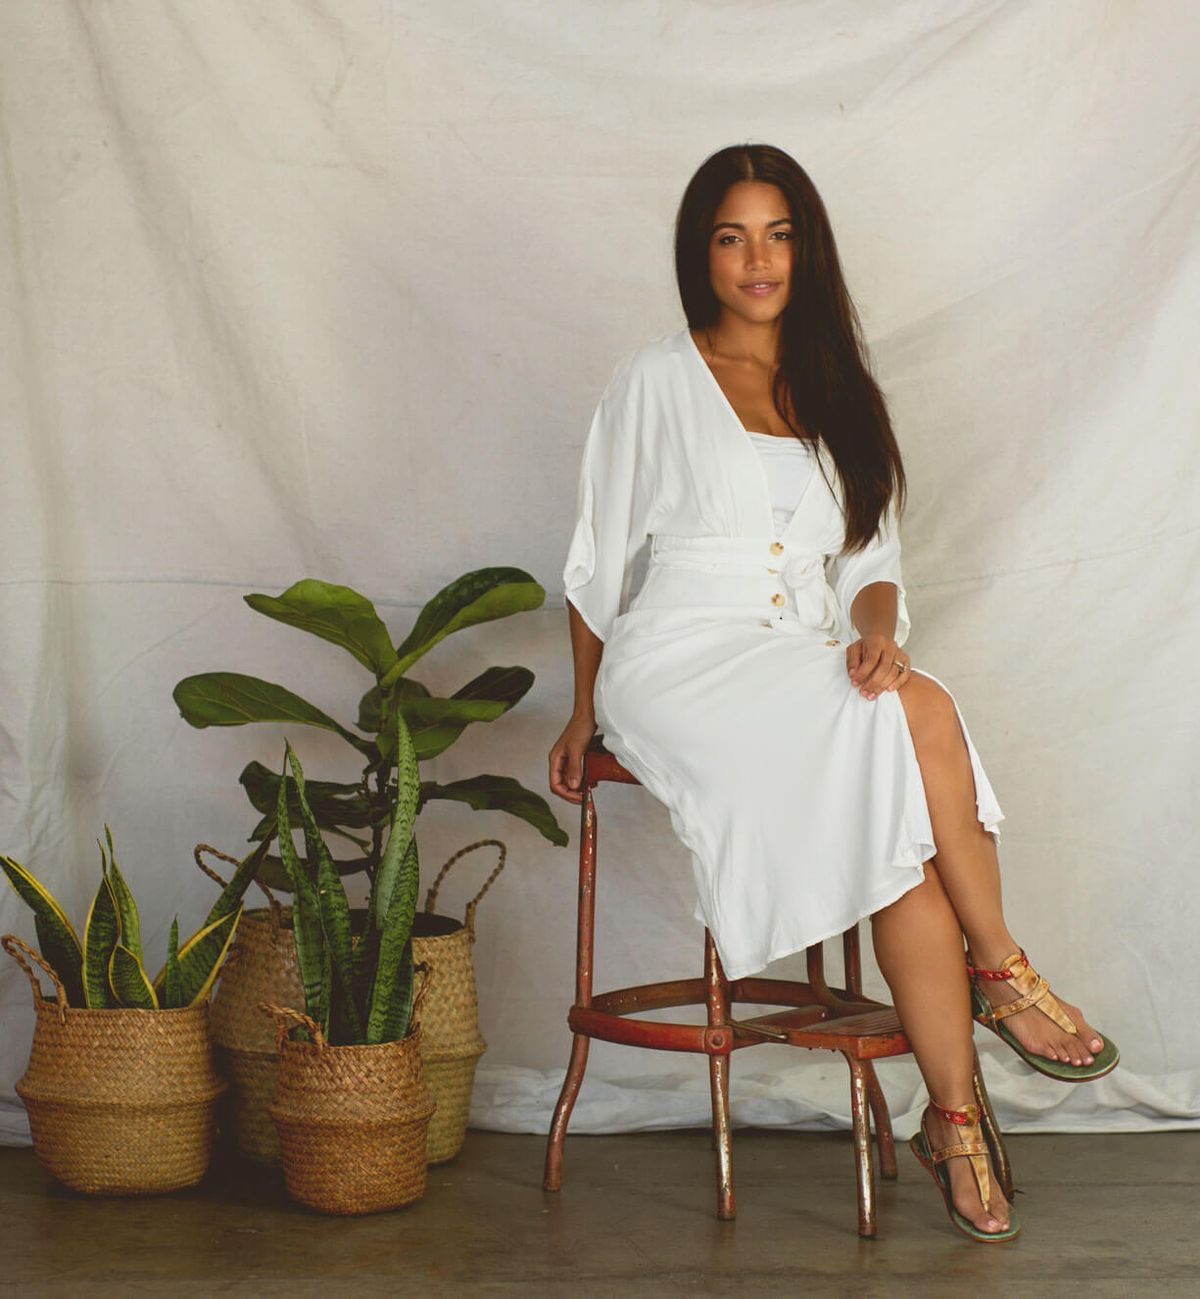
[894,672,1103,1064]
[871,862,1009,1232]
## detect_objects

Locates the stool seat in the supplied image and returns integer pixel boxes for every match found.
[542,733,1003,1237]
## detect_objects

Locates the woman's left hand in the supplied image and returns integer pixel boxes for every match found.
[846,633,911,700]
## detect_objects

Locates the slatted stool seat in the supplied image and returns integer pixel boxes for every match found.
[542,732,994,1236]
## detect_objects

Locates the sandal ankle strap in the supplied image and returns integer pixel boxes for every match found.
[926,1100,993,1211]
[965,949,1027,981]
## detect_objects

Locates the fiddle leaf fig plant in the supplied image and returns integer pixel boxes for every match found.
[173,572,568,892]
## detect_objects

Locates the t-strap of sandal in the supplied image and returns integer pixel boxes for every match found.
[908,1099,1020,1243]
[928,1100,992,1215]
[967,948,1078,1034]
[965,948,1120,1083]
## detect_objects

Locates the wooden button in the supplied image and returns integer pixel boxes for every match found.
[769,541,785,554]
[825,639,841,647]
[770,593,785,606]
[766,567,780,574]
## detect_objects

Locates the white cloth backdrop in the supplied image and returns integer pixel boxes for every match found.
[2,1,1197,1146]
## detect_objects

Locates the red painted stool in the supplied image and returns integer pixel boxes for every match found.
[543,732,1002,1236]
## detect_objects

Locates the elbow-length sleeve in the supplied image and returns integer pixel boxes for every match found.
[826,499,912,648]
[562,353,653,643]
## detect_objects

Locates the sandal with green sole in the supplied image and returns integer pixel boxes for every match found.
[967,948,1120,1083]
[909,1098,1021,1243]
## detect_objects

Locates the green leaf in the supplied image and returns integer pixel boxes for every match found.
[103,826,142,966]
[244,580,399,679]
[356,676,430,735]
[243,848,370,893]
[366,837,420,1044]
[82,872,121,1009]
[378,695,507,763]
[380,568,544,687]
[108,943,158,1009]
[173,672,374,756]
[368,706,421,933]
[239,761,371,829]
[161,916,183,1009]
[154,907,241,1006]
[421,774,570,847]
[285,742,364,1044]
[201,835,271,929]
[0,855,85,1007]
[273,747,330,1033]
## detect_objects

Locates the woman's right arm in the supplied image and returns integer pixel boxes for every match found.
[548,601,604,803]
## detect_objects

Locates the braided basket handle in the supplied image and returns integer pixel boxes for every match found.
[423,838,507,942]
[2,933,69,1024]
[410,959,434,1032]
[195,843,281,925]
[259,1000,326,1053]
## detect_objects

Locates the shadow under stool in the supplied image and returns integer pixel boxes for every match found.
[543,732,1003,1237]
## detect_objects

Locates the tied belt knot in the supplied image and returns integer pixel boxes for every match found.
[648,534,841,633]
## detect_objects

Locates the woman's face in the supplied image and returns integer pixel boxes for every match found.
[707,180,794,323]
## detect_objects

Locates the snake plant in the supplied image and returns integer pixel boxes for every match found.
[172,574,568,894]
[1,828,261,1009]
[274,702,422,1045]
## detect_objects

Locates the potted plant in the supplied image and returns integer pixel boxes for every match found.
[0,829,260,1195]
[258,721,435,1215]
[174,573,564,1162]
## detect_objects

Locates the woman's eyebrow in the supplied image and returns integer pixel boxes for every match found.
[712,217,793,231]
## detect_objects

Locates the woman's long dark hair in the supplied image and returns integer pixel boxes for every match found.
[674,143,906,553]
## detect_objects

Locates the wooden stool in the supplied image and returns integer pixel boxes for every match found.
[543,733,944,1236]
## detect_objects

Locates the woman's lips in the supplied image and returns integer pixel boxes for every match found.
[739,281,780,296]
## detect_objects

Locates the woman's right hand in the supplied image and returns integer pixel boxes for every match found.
[549,712,599,804]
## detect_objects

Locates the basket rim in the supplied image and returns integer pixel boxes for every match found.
[30,996,212,1019]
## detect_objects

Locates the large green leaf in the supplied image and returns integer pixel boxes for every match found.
[161,916,183,1009]
[154,907,241,1006]
[173,673,374,756]
[239,761,371,829]
[285,742,364,1044]
[244,580,399,679]
[109,943,158,1009]
[380,568,544,687]
[242,847,369,893]
[422,774,570,847]
[356,676,429,734]
[274,749,330,1032]
[0,855,85,1007]
[82,872,121,1009]
[103,826,142,966]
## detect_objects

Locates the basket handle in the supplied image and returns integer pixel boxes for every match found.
[410,958,434,1032]
[2,933,69,1024]
[423,838,507,942]
[195,842,281,922]
[259,1000,327,1053]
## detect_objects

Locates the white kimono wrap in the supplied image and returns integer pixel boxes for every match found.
[563,326,1004,981]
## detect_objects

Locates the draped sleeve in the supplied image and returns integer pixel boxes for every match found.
[825,499,912,648]
[562,350,655,643]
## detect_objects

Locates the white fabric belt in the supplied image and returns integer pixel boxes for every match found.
[648,533,840,633]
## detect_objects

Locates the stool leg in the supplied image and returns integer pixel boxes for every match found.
[861,1060,897,1180]
[704,930,736,1219]
[844,1053,877,1238]
[543,1033,591,1191]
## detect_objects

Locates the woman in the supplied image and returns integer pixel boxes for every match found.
[548,143,1117,1242]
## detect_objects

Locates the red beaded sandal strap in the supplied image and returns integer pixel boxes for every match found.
[965,948,1028,981]
[930,1098,980,1126]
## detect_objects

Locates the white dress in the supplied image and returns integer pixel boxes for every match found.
[563,326,1005,981]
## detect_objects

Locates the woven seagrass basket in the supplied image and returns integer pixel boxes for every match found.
[201,841,302,1163]
[2,933,227,1196]
[260,961,436,1216]
[411,838,506,1164]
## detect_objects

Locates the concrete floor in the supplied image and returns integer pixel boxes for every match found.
[3,1128,1198,1297]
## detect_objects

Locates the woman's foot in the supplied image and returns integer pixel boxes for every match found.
[924,1102,1011,1235]
[968,945,1104,1067]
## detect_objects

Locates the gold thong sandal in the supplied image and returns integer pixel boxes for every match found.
[967,948,1120,1082]
[909,1098,1021,1243]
